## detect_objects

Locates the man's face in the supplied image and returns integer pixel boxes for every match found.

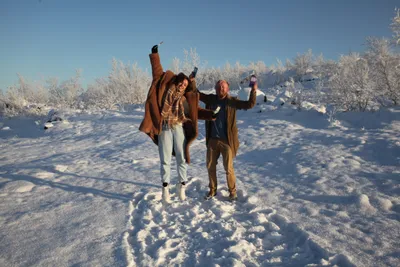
[216,80,229,99]
[177,79,189,91]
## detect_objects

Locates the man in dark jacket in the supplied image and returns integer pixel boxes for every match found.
[139,44,214,203]
[199,80,257,201]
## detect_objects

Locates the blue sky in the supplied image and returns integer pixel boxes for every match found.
[1,0,398,90]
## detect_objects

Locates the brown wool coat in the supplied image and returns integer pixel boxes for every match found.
[199,90,257,157]
[139,53,214,164]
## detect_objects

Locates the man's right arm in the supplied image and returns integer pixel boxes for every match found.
[189,77,211,105]
[199,91,211,104]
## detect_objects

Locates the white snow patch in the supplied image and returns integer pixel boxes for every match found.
[35,171,55,179]
[1,181,36,193]
[247,195,259,204]
[44,122,54,129]
[55,165,68,173]
[357,194,376,214]
[377,198,393,211]
[297,164,311,175]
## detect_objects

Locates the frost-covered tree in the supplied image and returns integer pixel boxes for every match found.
[82,59,150,109]
[199,67,221,90]
[329,53,374,111]
[293,49,314,79]
[285,58,294,70]
[0,90,6,112]
[182,48,209,89]
[32,81,49,105]
[221,62,243,89]
[234,61,246,86]
[365,37,400,105]
[46,77,60,104]
[82,77,119,109]
[286,78,305,110]
[108,59,150,105]
[313,54,327,77]
[64,69,83,107]
[391,8,400,45]
[272,59,287,85]
[1,74,50,114]
[311,54,338,104]
[247,61,267,76]
[48,69,82,108]
[171,57,180,74]
[170,48,209,89]
[2,84,28,115]
[16,73,34,103]
[182,48,203,75]
[246,61,267,87]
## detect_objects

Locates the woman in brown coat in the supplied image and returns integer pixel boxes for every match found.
[139,44,214,203]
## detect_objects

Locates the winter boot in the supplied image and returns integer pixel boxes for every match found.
[204,191,217,200]
[162,183,171,203]
[177,182,186,201]
[229,193,238,202]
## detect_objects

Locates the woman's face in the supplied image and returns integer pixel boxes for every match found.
[177,79,189,91]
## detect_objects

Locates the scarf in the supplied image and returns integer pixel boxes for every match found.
[161,84,187,128]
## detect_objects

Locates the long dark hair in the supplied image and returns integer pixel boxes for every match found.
[174,72,189,86]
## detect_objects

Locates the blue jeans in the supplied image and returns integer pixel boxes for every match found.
[158,124,187,184]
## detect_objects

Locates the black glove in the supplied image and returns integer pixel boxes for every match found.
[151,45,158,54]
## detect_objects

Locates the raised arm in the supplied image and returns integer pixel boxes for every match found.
[231,84,258,110]
[199,91,214,105]
[187,77,213,105]
[149,45,164,82]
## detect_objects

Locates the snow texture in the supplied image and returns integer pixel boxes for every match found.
[0,102,399,267]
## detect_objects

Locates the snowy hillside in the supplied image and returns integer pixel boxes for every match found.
[0,101,399,266]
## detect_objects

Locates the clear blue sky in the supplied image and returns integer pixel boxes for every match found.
[0,0,398,90]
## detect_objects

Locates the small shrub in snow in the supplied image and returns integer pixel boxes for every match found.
[47,70,83,108]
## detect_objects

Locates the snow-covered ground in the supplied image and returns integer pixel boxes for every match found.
[0,101,399,266]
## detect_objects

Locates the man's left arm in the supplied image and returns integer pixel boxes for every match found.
[232,84,258,110]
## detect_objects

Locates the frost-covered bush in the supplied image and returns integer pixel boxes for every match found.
[81,59,151,110]
[48,71,83,108]
[0,74,50,116]
[329,53,375,111]
[293,49,314,80]
[365,37,400,106]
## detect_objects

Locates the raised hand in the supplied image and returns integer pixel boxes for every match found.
[151,45,158,54]
[251,82,258,91]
